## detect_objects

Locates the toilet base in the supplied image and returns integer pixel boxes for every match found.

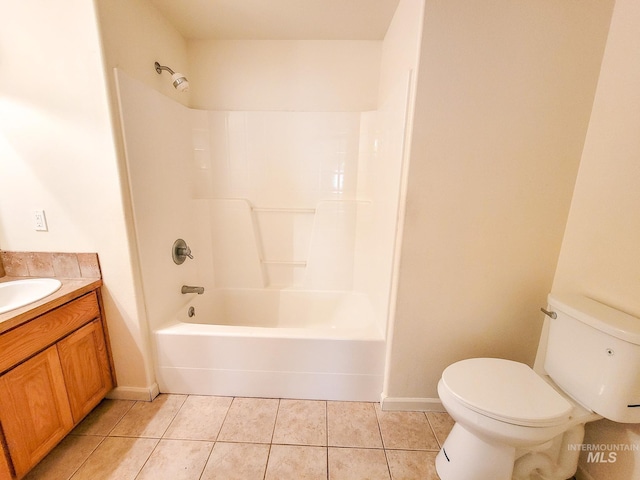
[436,423,515,480]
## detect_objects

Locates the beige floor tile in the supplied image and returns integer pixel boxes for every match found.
[69,436,158,480]
[217,397,279,443]
[135,439,213,480]
[327,401,383,448]
[425,412,454,447]
[164,395,232,441]
[386,450,440,480]
[273,399,327,446]
[24,434,103,480]
[375,407,440,451]
[328,447,390,480]
[110,394,186,438]
[72,399,135,436]
[265,445,327,480]
[200,442,270,480]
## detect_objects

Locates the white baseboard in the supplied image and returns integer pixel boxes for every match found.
[106,383,160,402]
[380,395,444,412]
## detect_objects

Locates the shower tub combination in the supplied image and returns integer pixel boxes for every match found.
[154,288,386,401]
[116,69,408,402]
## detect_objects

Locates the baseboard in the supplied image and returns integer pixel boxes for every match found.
[380,395,444,412]
[106,383,160,402]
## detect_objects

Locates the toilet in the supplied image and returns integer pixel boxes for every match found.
[435,293,640,480]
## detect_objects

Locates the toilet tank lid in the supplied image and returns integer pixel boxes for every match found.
[548,293,640,345]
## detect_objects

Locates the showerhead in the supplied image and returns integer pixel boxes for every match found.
[154,61,189,92]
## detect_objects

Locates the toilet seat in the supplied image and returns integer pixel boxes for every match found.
[441,358,573,427]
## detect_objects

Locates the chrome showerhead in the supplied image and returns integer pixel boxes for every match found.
[154,61,189,92]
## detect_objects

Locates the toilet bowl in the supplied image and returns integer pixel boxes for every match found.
[435,358,598,480]
[435,293,640,480]
[439,358,575,445]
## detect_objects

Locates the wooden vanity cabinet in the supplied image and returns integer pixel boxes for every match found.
[0,289,114,479]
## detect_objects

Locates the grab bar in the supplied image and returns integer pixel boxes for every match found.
[252,207,316,213]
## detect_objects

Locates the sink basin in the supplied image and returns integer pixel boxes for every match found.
[0,278,63,315]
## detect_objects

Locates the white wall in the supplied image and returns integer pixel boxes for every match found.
[385,0,614,404]
[188,40,381,111]
[0,0,155,396]
[552,0,640,477]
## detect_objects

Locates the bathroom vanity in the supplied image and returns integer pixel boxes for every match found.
[0,278,115,480]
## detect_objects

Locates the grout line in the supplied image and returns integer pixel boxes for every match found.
[262,444,271,480]
[326,401,330,479]
[269,398,281,445]
[214,395,234,442]
[373,401,395,480]
[108,398,136,436]
[158,396,184,440]
[373,401,387,449]
[325,400,329,448]
[383,447,394,480]
[63,434,108,480]
[424,411,445,449]
[196,428,215,480]
[131,438,161,480]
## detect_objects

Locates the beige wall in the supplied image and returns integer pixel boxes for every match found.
[0,0,155,396]
[94,0,192,397]
[97,0,190,107]
[187,40,381,111]
[375,0,424,406]
[552,0,640,477]
[385,0,614,402]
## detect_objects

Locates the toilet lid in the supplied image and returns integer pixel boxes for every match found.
[441,358,574,427]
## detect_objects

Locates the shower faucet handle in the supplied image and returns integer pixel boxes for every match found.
[172,238,194,264]
[181,285,204,295]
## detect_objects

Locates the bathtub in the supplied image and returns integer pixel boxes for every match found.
[153,289,386,401]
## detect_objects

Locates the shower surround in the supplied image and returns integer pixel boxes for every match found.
[116,68,408,400]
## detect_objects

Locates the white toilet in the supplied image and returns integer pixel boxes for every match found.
[436,293,640,480]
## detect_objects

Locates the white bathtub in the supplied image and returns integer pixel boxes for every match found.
[153,289,386,401]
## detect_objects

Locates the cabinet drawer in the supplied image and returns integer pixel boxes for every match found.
[0,292,99,374]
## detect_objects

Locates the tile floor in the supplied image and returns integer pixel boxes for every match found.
[24,394,454,480]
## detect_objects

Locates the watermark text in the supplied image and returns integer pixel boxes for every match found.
[568,443,639,463]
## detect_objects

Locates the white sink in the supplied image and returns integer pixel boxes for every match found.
[0,278,63,315]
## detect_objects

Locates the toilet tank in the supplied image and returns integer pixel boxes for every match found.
[544,293,640,423]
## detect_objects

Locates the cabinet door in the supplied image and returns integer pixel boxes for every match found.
[0,346,73,478]
[57,319,113,423]
[0,432,12,480]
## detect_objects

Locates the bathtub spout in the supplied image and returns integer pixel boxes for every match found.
[181,285,204,294]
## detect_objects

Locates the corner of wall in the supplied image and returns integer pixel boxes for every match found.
[107,383,160,402]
